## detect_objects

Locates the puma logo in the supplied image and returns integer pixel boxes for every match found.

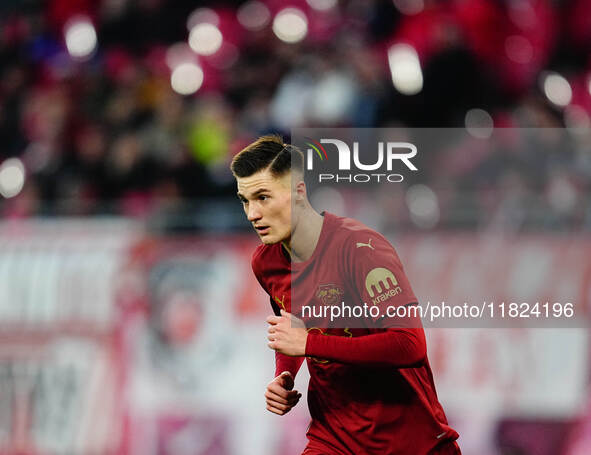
[356,238,374,250]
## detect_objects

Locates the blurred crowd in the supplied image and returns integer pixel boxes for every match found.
[1,0,591,231]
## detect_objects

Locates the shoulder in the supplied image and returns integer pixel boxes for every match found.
[251,242,285,275]
[251,243,267,268]
[325,212,394,252]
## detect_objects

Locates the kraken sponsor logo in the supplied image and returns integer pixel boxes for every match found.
[365,268,397,297]
[365,267,402,304]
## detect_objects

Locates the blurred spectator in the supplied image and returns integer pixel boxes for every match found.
[0,0,589,232]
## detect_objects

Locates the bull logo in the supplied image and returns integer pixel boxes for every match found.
[315,284,344,306]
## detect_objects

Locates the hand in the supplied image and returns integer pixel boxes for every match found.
[266,310,308,356]
[265,371,302,415]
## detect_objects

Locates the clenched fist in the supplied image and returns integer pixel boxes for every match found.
[266,310,308,356]
[265,371,302,415]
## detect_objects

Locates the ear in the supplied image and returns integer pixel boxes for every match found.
[294,180,307,202]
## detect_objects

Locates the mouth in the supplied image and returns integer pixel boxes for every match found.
[254,225,270,235]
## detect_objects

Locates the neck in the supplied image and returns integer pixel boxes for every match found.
[282,206,324,262]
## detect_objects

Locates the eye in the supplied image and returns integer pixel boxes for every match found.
[259,195,268,201]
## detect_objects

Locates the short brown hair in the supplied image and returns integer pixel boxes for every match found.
[231,134,304,178]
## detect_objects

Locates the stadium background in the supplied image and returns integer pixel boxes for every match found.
[0,0,590,454]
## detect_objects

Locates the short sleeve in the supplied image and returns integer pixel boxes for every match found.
[347,232,420,329]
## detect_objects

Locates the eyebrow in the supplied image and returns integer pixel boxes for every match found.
[237,188,270,200]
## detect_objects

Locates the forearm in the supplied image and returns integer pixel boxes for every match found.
[275,351,305,377]
[305,328,426,367]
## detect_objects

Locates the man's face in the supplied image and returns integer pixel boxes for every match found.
[236,169,292,245]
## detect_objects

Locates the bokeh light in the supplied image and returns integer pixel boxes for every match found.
[170,63,204,95]
[186,8,219,30]
[505,35,533,64]
[405,184,440,229]
[189,23,223,56]
[465,108,494,139]
[165,42,195,70]
[393,0,424,15]
[541,72,572,107]
[237,1,271,31]
[306,0,338,12]
[272,8,308,44]
[547,176,577,214]
[0,158,25,198]
[388,44,423,95]
[564,105,590,134]
[64,17,97,60]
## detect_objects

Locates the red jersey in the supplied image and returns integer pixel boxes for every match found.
[252,212,459,455]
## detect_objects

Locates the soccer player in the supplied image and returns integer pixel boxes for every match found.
[231,135,461,455]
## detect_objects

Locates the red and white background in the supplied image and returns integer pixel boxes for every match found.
[0,219,589,455]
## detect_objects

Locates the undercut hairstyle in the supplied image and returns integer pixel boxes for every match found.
[231,134,304,178]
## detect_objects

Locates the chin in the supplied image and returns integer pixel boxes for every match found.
[259,230,289,245]
[260,235,279,245]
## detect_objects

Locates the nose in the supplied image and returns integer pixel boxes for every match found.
[247,203,262,222]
